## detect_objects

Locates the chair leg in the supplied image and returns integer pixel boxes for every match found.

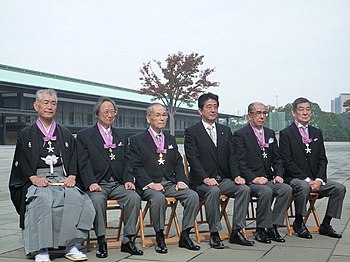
[303,195,320,232]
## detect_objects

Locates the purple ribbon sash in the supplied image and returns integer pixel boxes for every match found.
[251,124,269,148]
[298,127,312,144]
[97,123,116,149]
[36,119,57,141]
[148,128,167,154]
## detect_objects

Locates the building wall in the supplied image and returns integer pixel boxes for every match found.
[0,84,240,144]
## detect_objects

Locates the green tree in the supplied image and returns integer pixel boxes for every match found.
[139,51,219,135]
[279,103,350,141]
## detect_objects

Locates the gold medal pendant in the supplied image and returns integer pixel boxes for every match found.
[305,143,312,154]
[158,153,165,165]
[262,148,268,158]
[109,148,116,160]
[47,140,55,153]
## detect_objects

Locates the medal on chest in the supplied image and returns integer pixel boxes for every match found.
[305,143,312,154]
[158,152,165,165]
[47,140,55,153]
[109,148,116,160]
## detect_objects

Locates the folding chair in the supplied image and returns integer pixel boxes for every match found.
[285,192,321,235]
[87,199,131,250]
[134,198,181,248]
[183,154,232,243]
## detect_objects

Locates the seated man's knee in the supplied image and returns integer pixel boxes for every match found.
[207,186,221,198]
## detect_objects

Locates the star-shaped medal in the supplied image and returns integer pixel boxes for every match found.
[158,153,165,165]
[47,140,55,153]
[305,143,312,154]
[110,153,116,160]
[109,148,115,160]
[262,151,268,158]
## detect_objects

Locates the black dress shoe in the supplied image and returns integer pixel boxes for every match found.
[96,241,108,258]
[293,221,312,239]
[229,230,254,246]
[121,241,144,255]
[255,228,271,244]
[179,235,201,250]
[155,235,168,254]
[209,232,224,249]
[319,224,342,238]
[266,227,285,242]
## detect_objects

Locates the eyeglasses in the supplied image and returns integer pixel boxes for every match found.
[249,111,268,117]
[150,113,168,118]
[101,109,117,116]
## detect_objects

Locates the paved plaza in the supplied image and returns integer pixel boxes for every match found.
[0,142,349,262]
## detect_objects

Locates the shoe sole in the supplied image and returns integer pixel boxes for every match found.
[64,254,87,261]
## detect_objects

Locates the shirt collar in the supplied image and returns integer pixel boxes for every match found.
[202,120,216,130]
[294,120,308,129]
[148,126,162,136]
[98,122,111,134]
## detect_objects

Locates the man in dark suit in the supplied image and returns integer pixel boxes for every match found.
[184,92,254,248]
[279,97,346,239]
[77,97,143,258]
[130,103,200,254]
[233,102,292,244]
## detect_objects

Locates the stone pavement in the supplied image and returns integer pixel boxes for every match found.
[0,142,349,262]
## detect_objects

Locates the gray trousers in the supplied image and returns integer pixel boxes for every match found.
[87,181,141,241]
[249,181,292,228]
[23,167,95,254]
[141,180,199,232]
[290,178,346,219]
[196,178,250,233]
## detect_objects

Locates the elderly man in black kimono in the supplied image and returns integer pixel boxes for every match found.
[9,89,95,262]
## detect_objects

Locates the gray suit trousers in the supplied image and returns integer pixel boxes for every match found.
[250,181,292,228]
[196,178,250,233]
[87,181,141,240]
[290,178,346,219]
[141,181,199,232]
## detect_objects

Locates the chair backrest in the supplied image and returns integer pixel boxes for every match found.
[183,154,190,178]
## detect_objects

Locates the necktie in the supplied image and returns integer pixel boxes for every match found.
[156,134,162,145]
[207,126,216,146]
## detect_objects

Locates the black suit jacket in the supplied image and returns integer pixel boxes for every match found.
[184,122,239,188]
[129,129,188,191]
[77,124,133,190]
[279,122,328,184]
[233,124,284,184]
[9,123,77,228]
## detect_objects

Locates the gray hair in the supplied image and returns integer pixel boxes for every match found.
[247,102,266,113]
[146,103,166,115]
[35,89,58,103]
[93,96,118,117]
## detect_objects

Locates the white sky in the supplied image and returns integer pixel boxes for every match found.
[1,0,350,115]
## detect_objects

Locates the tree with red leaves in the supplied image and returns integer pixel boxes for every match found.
[344,99,350,111]
[139,51,219,135]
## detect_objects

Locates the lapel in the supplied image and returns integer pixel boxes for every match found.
[111,127,121,147]
[91,124,110,161]
[143,129,159,157]
[198,122,217,160]
[307,126,317,151]
[290,122,307,156]
[246,124,263,158]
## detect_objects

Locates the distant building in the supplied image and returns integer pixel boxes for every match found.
[267,111,286,132]
[331,93,350,114]
[0,64,242,145]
